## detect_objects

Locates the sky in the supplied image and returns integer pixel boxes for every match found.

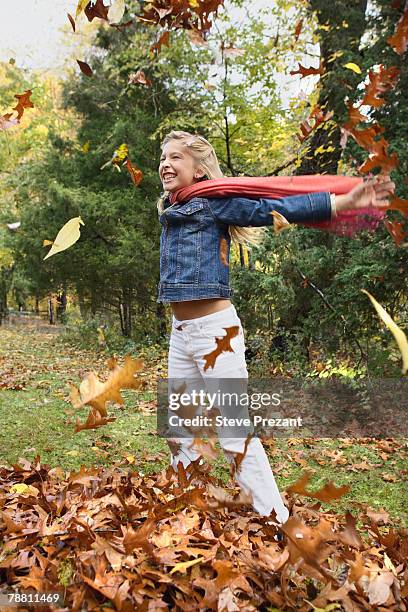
[0,0,318,107]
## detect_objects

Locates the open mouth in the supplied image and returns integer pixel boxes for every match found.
[163,173,177,183]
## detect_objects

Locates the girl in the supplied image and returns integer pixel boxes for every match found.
[156,130,394,525]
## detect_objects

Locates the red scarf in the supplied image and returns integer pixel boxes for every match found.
[169,175,386,237]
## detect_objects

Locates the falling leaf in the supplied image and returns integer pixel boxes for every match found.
[125,159,143,186]
[294,18,303,42]
[101,143,129,171]
[85,0,109,21]
[70,355,144,424]
[150,31,171,54]
[344,62,362,74]
[290,62,324,78]
[383,219,408,246]
[67,13,76,32]
[128,70,152,87]
[361,289,408,374]
[271,210,292,233]
[286,471,350,502]
[387,4,408,54]
[108,0,126,24]
[77,60,93,77]
[361,65,400,108]
[223,45,245,57]
[7,221,21,230]
[203,326,240,371]
[187,29,208,45]
[0,114,18,131]
[388,195,408,218]
[43,216,85,260]
[75,0,89,18]
[12,90,34,121]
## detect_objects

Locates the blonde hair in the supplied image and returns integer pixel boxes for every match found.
[156,130,266,248]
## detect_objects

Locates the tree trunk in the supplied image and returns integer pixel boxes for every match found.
[297,0,368,174]
[48,298,55,325]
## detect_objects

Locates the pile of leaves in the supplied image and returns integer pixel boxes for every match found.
[0,456,407,610]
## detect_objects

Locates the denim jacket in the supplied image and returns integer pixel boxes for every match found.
[157,192,332,303]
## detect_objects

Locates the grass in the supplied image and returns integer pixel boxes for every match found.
[0,320,407,526]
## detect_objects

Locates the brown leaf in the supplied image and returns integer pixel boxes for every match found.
[203,325,240,371]
[383,219,408,246]
[85,0,109,22]
[290,62,324,78]
[150,31,171,54]
[67,13,76,32]
[12,90,34,121]
[125,159,143,186]
[286,471,350,502]
[128,69,152,87]
[387,4,408,54]
[70,355,144,425]
[77,60,93,77]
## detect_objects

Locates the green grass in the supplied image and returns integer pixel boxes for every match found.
[0,323,407,526]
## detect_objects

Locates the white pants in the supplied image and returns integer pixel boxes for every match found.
[167,303,289,524]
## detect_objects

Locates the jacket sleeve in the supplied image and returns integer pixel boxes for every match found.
[207,192,333,227]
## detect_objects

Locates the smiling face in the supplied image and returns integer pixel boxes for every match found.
[159,140,205,192]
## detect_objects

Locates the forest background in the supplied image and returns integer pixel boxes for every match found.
[1,0,407,375]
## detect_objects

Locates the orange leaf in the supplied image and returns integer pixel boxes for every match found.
[12,90,34,121]
[286,471,350,502]
[383,219,408,246]
[150,31,171,54]
[203,325,240,371]
[387,4,408,54]
[70,355,144,424]
[388,195,408,218]
[361,65,400,108]
[125,159,143,186]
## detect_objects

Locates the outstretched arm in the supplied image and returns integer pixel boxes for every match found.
[208,176,395,227]
[208,192,333,227]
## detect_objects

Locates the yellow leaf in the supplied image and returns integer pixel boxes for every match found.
[76,0,89,18]
[362,289,408,374]
[169,556,205,574]
[43,217,84,260]
[82,141,90,153]
[187,0,199,7]
[108,0,126,24]
[344,62,362,74]
[271,210,292,233]
[9,483,39,496]
[43,239,53,247]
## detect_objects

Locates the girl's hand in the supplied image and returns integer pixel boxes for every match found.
[336,176,395,212]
